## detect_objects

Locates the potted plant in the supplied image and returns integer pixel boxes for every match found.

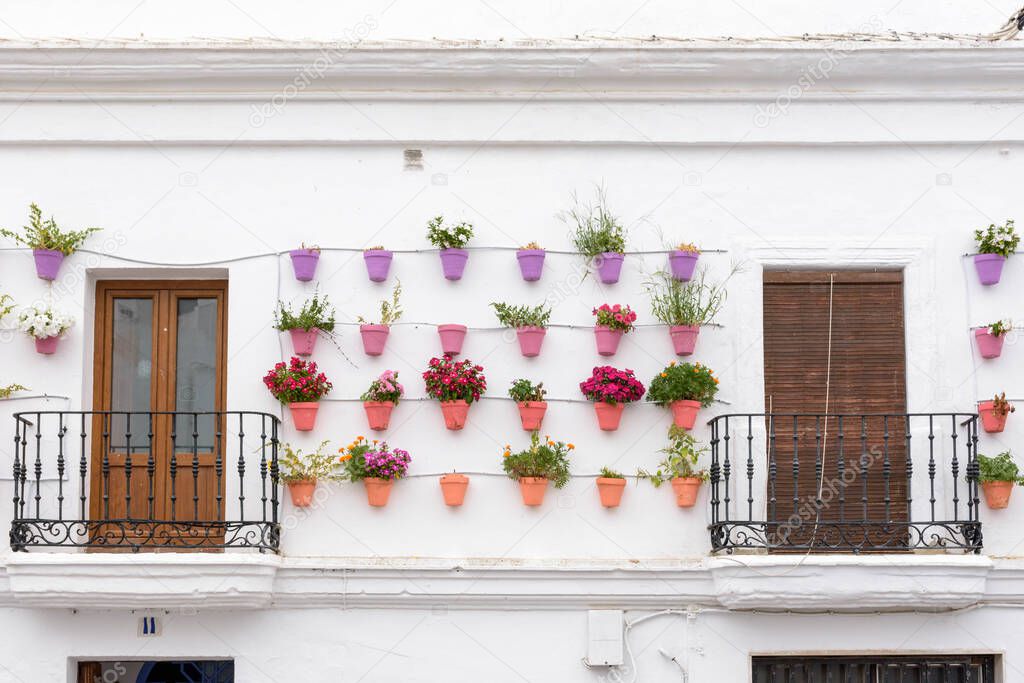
[563,187,628,284]
[363,245,393,282]
[422,355,487,430]
[279,440,340,507]
[596,467,626,508]
[647,361,719,430]
[357,281,402,356]
[273,290,336,357]
[976,319,1010,359]
[437,323,468,355]
[979,392,1015,433]
[491,302,552,357]
[339,436,411,507]
[440,472,470,506]
[973,219,1018,286]
[289,244,321,282]
[637,426,709,507]
[668,242,700,282]
[509,378,547,431]
[516,241,546,281]
[361,370,404,431]
[978,451,1024,509]
[1,203,101,281]
[262,357,333,431]
[0,383,29,399]
[501,432,573,506]
[17,304,74,355]
[427,215,474,280]
[579,366,646,431]
[592,303,637,356]
[645,267,732,356]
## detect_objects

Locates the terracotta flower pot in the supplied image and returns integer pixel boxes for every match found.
[670,399,701,430]
[974,253,1006,286]
[516,326,546,357]
[982,480,1015,509]
[33,249,64,281]
[516,249,545,281]
[363,477,394,507]
[594,325,624,356]
[438,324,467,355]
[518,477,549,506]
[288,402,319,431]
[978,400,1010,433]
[669,325,700,356]
[287,480,317,507]
[289,249,319,282]
[595,252,624,284]
[34,336,59,355]
[516,401,547,431]
[289,328,319,356]
[668,250,699,281]
[440,473,470,506]
[440,399,470,430]
[594,402,625,431]
[440,248,469,280]
[363,401,395,431]
[363,249,394,282]
[975,328,1005,359]
[596,477,626,508]
[359,324,390,356]
[671,477,702,508]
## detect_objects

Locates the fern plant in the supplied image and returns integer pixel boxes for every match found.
[0,203,101,255]
[358,281,403,326]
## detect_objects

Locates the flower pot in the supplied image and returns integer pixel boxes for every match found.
[516,401,548,431]
[670,399,702,430]
[440,399,470,430]
[975,328,1005,359]
[289,328,319,356]
[974,253,1006,286]
[363,477,394,507]
[287,480,317,507]
[289,249,320,282]
[516,249,546,281]
[978,400,1010,433]
[363,249,393,282]
[359,324,390,356]
[594,402,625,431]
[671,477,702,508]
[595,252,624,284]
[669,325,700,356]
[438,324,467,355]
[440,248,469,281]
[440,473,469,506]
[34,336,59,355]
[32,249,64,281]
[516,326,546,357]
[593,325,623,356]
[668,250,699,281]
[288,402,319,431]
[596,477,626,508]
[982,480,1014,509]
[363,401,395,431]
[518,477,549,506]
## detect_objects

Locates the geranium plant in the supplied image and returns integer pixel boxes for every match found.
[273,291,336,332]
[508,379,546,403]
[426,216,474,249]
[263,358,333,430]
[579,366,646,405]
[423,355,488,429]
[593,303,637,333]
[18,304,73,339]
[0,203,101,255]
[975,220,1019,257]
[490,302,552,329]
[647,362,719,406]
[361,370,404,404]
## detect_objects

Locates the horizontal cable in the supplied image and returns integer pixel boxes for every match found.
[322,395,732,405]
[330,321,725,329]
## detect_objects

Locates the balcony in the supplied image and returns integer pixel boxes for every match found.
[10,410,281,553]
[707,412,983,554]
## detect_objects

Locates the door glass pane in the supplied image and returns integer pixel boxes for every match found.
[110,298,153,451]
[174,298,218,451]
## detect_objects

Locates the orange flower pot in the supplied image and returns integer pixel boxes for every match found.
[670,400,701,430]
[363,477,394,507]
[671,477,702,507]
[594,402,625,431]
[516,401,547,431]
[440,400,470,430]
[288,402,319,431]
[287,480,317,507]
[363,401,395,431]
[982,481,1014,509]
[440,473,470,506]
[978,400,1010,433]
[518,477,549,506]
[596,477,626,508]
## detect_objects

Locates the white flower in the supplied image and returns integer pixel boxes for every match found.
[17,304,74,340]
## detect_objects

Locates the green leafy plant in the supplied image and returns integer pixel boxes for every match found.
[975,220,1019,258]
[508,378,546,403]
[501,432,573,488]
[426,216,474,249]
[0,203,101,255]
[279,440,342,483]
[599,466,625,479]
[490,302,551,329]
[0,293,13,320]
[0,383,29,399]
[644,265,737,326]
[647,361,719,407]
[357,281,403,326]
[978,451,1024,484]
[637,426,709,485]
[273,291,336,332]
[562,186,627,259]
[988,320,1012,337]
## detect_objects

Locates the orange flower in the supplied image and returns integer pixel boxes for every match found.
[714,378,719,384]
[660,372,667,378]
[503,450,511,458]
[567,443,575,450]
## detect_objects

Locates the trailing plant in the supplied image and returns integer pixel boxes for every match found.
[644,265,738,326]
[975,220,1019,258]
[593,303,637,333]
[989,392,1016,418]
[977,451,1024,484]
[17,304,73,339]
[637,426,709,485]
[339,436,410,482]
[562,186,627,259]
[357,281,403,326]
[647,361,719,407]
[0,203,101,255]
[262,357,333,403]
[0,384,29,399]
[422,356,488,403]
[279,440,342,483]
[987,320,1012,337]
[426,216,474,249]
[273,290,336,332]
[579,366,646,405]
[360,370,404,404]
[599,466,625,479]
[501,432,573,487]
[490,302,552,329]
[508,378,546,403]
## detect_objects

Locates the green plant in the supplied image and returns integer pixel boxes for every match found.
[501,432,572,488]
[508,379,546,403]
[0,293,13,320]
[562,186,627,259]
[426,216,474,249]
[978,451,1024,484]
[647,361,719,407]
[490,302,551,329]
[338,436,411,482]
[645,265,737,326]
[0,203,101,255]
[637,426,709,485]
[360,370,404,404]
[279,440,342,483]
[988,320,1012,337]
[0,383,29,399]
[975,220,1019,258]
[599,466,625,479]
[273,291,336,332]
[357,281,403,326]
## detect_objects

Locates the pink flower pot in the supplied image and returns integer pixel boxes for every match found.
[595,252,624,284]
[287,480,317,507]
[359,324,390,356]
[516,401,547,431]
[975,329,1005,359]
[668,250,699,281]
[594,326,623,356]
[34,336,59,355]
[516,249,545,281]
[670,399,701,430]
[289,249,319,282]
[978,400,1010,433]
[516,326,546,357]
[363,401,395,431]
[363,249,393,282]
[974,254,1006,286]
[289,328,319,356]
[33,249,64,281]
[438,324,467,355]
[440,248,469,280]
[441,400,470,430]
[288,402,319,431]
[669,325,700,356]
[594,402,625,431]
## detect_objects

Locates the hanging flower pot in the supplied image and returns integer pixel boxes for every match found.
[439,248,469,280]
[289,248,320,282]
[33,249,65,281]
[978,393,1014,433]
[594,402,625,431]
[982,481,1014,509]
[363,401,395,431]
[288,402,320,431]
[972,221,1019,285]
[670,400,701,430]
[975,327,1006,359]
[34,336,60,355]
[595,252,624,284]
[516,326,546,357]
[516,247,546,281]
[424,356,486,429]
[668,247,699,282]
[518,477,549,506]
[594,326,623,356]
[440,400,471,430]
[437,324,467,355]
[287,480,317,507]
[440,473,470,506]
[289,328,319,356]
[363,248,394,282]
[648,362,718,427]
[671,477,702,507]
[669,325,700,356]
[359,324,390,356]
[264,357,332,431]
[516,401,547,431]
[363,477,394,507]
[974,254,1006,286]
[581,366,645,431]
[596,477,626,508]
[18,304,74,356]
[427,217,474,280]
[592,304,636,356]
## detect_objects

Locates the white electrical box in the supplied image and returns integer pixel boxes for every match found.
[586,609,624,666]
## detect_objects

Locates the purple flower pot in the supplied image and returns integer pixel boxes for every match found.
[289,249,320,282]
[668,250,699,281]
[33,249,64,281]
[363,250,393,282]
[438,324,467,355]
[439,248,469,280]
[516,249,546,281]
[974,254,1005,286]
[595,252,624,284]
[34,336,59,355]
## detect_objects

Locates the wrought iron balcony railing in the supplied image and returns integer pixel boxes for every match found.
[10,411,281,553]
[708,413,982,554]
